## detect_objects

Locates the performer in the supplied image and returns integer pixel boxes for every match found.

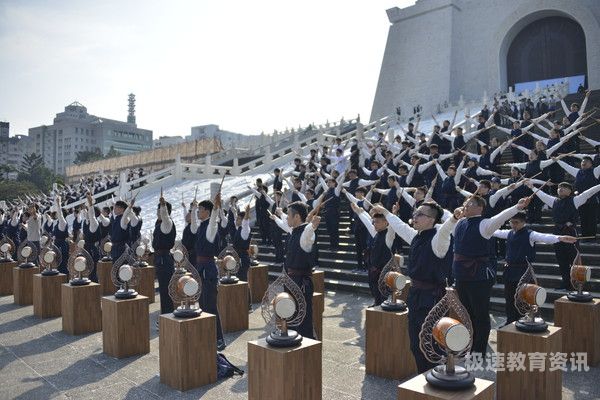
[191,193,226,350]
[127,206,142,246]
[343,187,370,273]
[452,195,530,355]
[152,194,176,320]
[53,197,70,275]
[25,204,41,250]
[526,180,600,289]
[83,193,103,282]
[492,212,576,325]
[233,203,252,282]
[351,202,395,306]
[372,202,456,373]
[109,200,132,261]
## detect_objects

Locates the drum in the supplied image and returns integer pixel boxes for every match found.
[433,317,471,352]
[385,271,407,291]
[273,292,296,319]
[177,275,199,297]
[518,283,547,306]
[570,265,591,283]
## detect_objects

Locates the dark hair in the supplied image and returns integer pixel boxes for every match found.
[468,195,487,209]
[558,182,573,191]
[288,202,308,222]
[422,201,444,224]
[274,168,281,173]
[198,200,214,212]
[511,212,527,222]
[115,200,128,210]
[372,213,386,220]
[582,156,593,163]
[158,201,172,214]
[238,211,246,218]
[132,206,141,215]
[355,186,368,194]
[479,180,491,189]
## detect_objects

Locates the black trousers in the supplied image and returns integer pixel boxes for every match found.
[503,280,520,324]
[526,195,543,223]
[155,253,175,315]
[257,213,270,244]
[407,288,442,373]
[354,229,366,270]
[579,202,598,238]
[456,279,494,355]
[368,267,385,305]
[324,211,339,248]
[288,275,314,339]
[270,225,284,262]
[554,241,577,290]
[196,260,224,342]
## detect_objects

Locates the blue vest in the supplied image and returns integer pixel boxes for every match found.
[233,226,251,251]
[504,228,535,282]
[367,229,391,269]
[181,223,195,255]
[453,216,493,281]
[407,228,452,285]
[110,214,128,244]
[384,188,399,211]
[454,135,466,150]
[194,219,219,257]
[284,224,313,273]
[128,219,142,245]
[53,223,68,244]
[348,178,360,195]
[575,169,598,203]
[552,197,578,226]
[152,220,176,252]
[323,188,340,211]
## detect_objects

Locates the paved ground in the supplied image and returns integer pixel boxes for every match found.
[0,290,599,399]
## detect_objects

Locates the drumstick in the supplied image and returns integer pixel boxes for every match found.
[527,179,551,200]
[576,235,598,240]
[218,174,226,194]
[193,185,198,202]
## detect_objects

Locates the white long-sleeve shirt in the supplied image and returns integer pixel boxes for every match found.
[158,204,173,235]
[355,208,396,249]
[384,211,457,258]
[190,206,218,243]
[533,183,600,209]
[556,160,600,180]
[492,229,561,246]
[468,204,521,239]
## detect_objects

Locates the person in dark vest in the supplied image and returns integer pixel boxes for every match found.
[555,156,600,239]
[263,190,285,263]
[153,194,176,322]
[351,202,396,306]
[191,193,226,350]
[273,168,283,191]
[453,195,531,355]
[496,121,533,163]
[71,207,82,242]
[492,212,576,325]
[282,202,320,339]
[372,202,457,373]
[83,193,103,282]
[343,187,370,273]
[233,204,252,283]
[320,175,343,249]
[226,196,239,241]
[53,197,70,275]
[181,202,196,261]
[127,206,142,246]
[527,180,600,289]
[110,200,132,261]
[560,90,590,124]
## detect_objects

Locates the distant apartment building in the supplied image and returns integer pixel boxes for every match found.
[0,121,32,178]
[153,135,185,148]
[28,95,152,174]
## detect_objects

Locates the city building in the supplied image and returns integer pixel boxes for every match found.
[153,135,185,148]
[0,121,32,179]
[371,0,600,121]
[28,94,153,174]
[190,124,256,148]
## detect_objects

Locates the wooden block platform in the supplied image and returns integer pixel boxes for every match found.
[0,261,17,296]
[248,265,268,303]
[248,337,322,400]
[497,323,562,400]
[61,283,102,335]
[136,266,156,303]
[366,306,416,380]
[13,266,39,305]
[33,273,67,318]
[397,373,495,400]
[554,296,600,366]
[217,281,249,333]
[159,313,217,391]
[313,292,324,340]
[102,295,150,358]
[312,270,325,294]
[97,260,113,296]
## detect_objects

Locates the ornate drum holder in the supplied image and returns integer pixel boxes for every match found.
[39,241,61,276]
[68,248,94,286]
[261,273,307,348]
[514,259,548,333]
[218,246,241,285]
[17,240,38,269]
[169,246,203,318]
[111,247,139,299]
[567,257,593,303]
[0,236,15,263]
[378,255,407,312]
[100,236,113,262]
[419,287,475,390]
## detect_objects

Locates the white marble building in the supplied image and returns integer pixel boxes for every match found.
[371,0,600,121]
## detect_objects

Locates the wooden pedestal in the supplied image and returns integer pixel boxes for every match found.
[554,296,600,366]
[61,283,102,335]
[217,281,249,333]
[313,292,324,340]
[33,273,67,318]
[248,265,268,303]
[97,260,113,296]
[397,373,495,400]
[312,270,325,294]
[13,266,39,305]
[102,295,150,358]
[0,261,17,295]
[497,323,562,400]
[137,266,156,303]
[159,313,217,391]
[248,337,322,400]
[366,306,416,380]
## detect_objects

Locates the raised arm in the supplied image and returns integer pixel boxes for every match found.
[573,183,600,209]
[556,159,579,178]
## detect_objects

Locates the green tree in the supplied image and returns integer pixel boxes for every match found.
[19,153,44,176]
[74,148,104,165]
[0,164,17,180]
[105,145,121,159]
[17,153,57,192]
[0,180,38,201]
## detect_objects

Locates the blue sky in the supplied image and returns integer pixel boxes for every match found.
[0,0,414,137]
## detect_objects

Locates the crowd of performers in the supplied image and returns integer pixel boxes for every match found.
[1,90,599,370]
